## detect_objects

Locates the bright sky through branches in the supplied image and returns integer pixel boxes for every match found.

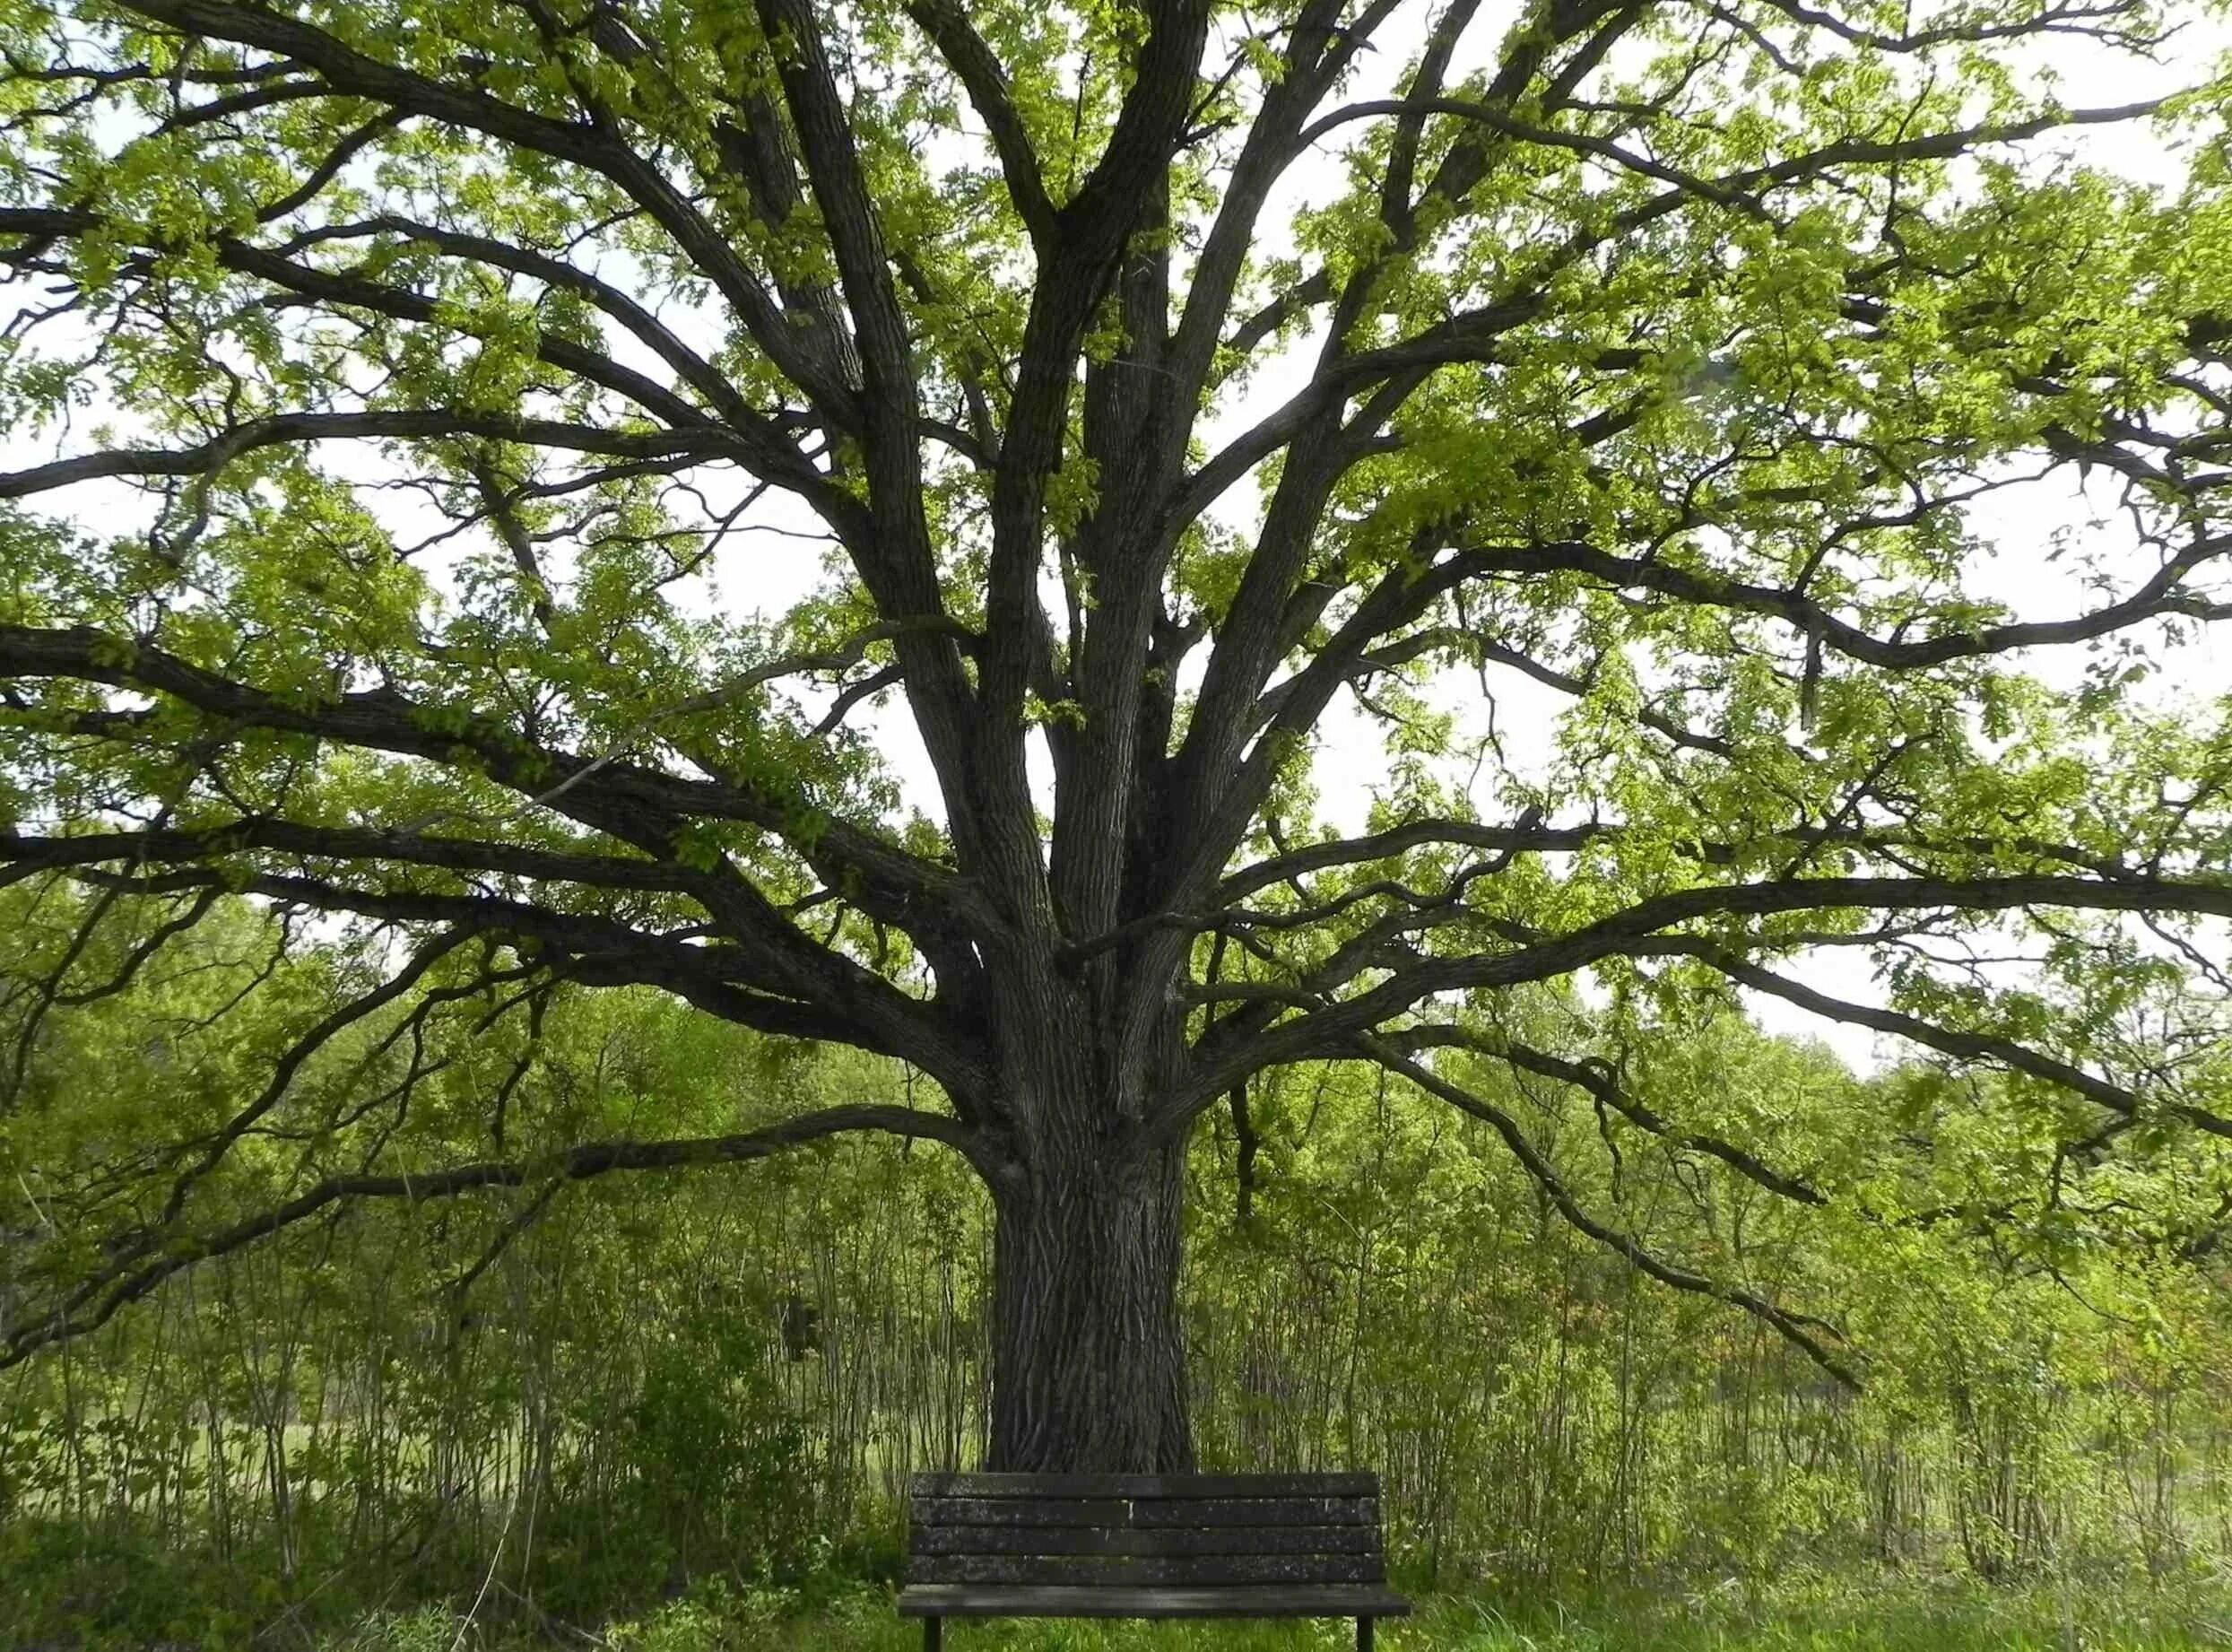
[5,0,2229,1082]
[13,0,2232,1426]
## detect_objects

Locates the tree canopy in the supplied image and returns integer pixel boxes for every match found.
[3,0,2232,1464]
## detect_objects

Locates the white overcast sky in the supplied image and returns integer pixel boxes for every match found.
[8,1,2232,1073]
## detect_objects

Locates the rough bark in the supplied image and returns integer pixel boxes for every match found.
[986,1126,1194,1473]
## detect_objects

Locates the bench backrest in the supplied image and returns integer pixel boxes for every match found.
[905,1473,1385,1588]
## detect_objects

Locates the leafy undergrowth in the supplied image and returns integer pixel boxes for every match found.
[303,1574,2232,1652]
[9,1535,2229,1652]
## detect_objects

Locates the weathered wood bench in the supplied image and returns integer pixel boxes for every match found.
[899,1471,1411,1649]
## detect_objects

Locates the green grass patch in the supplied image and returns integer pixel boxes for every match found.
[8,1523,2226,1652]
[320,1573,2232,1652]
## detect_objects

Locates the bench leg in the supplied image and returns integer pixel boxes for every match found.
[1357,1616,1374,1652]
[924,1618,942,1652]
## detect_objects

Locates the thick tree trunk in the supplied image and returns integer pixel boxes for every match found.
[986,1135,1194,1472]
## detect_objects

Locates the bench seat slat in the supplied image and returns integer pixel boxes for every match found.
[912,1495,1375,1528]
[1132,1496,1377,1528]
[897,1584,1414,1620]
[911,1524,1379,1557]
[910,1497,1131,1526]
[913,1473,1379,1499]
[910,1554,1382,1586]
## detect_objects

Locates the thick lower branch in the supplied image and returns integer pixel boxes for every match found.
[1696,949,2232,1143]
[3,1103,982,1370]
[1385,1022,1830,1206]
[1361,1038,1861,1389]
[1183,871,2232,1112]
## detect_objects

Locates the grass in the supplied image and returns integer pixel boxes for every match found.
[9,1517,2227,1651]
[315,1571,2232,1652]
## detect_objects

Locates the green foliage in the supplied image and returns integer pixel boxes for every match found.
[5,0,2232,1635]
[0,915,2228,1646]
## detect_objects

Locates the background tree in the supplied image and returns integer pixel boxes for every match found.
[2,0,2230,1474]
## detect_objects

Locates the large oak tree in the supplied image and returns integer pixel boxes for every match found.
[3,0,2231,1471]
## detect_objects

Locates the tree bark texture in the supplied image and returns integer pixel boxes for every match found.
[987,1130,1194,1473]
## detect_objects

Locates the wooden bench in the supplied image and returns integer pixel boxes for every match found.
[899,1471,1411,1649]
